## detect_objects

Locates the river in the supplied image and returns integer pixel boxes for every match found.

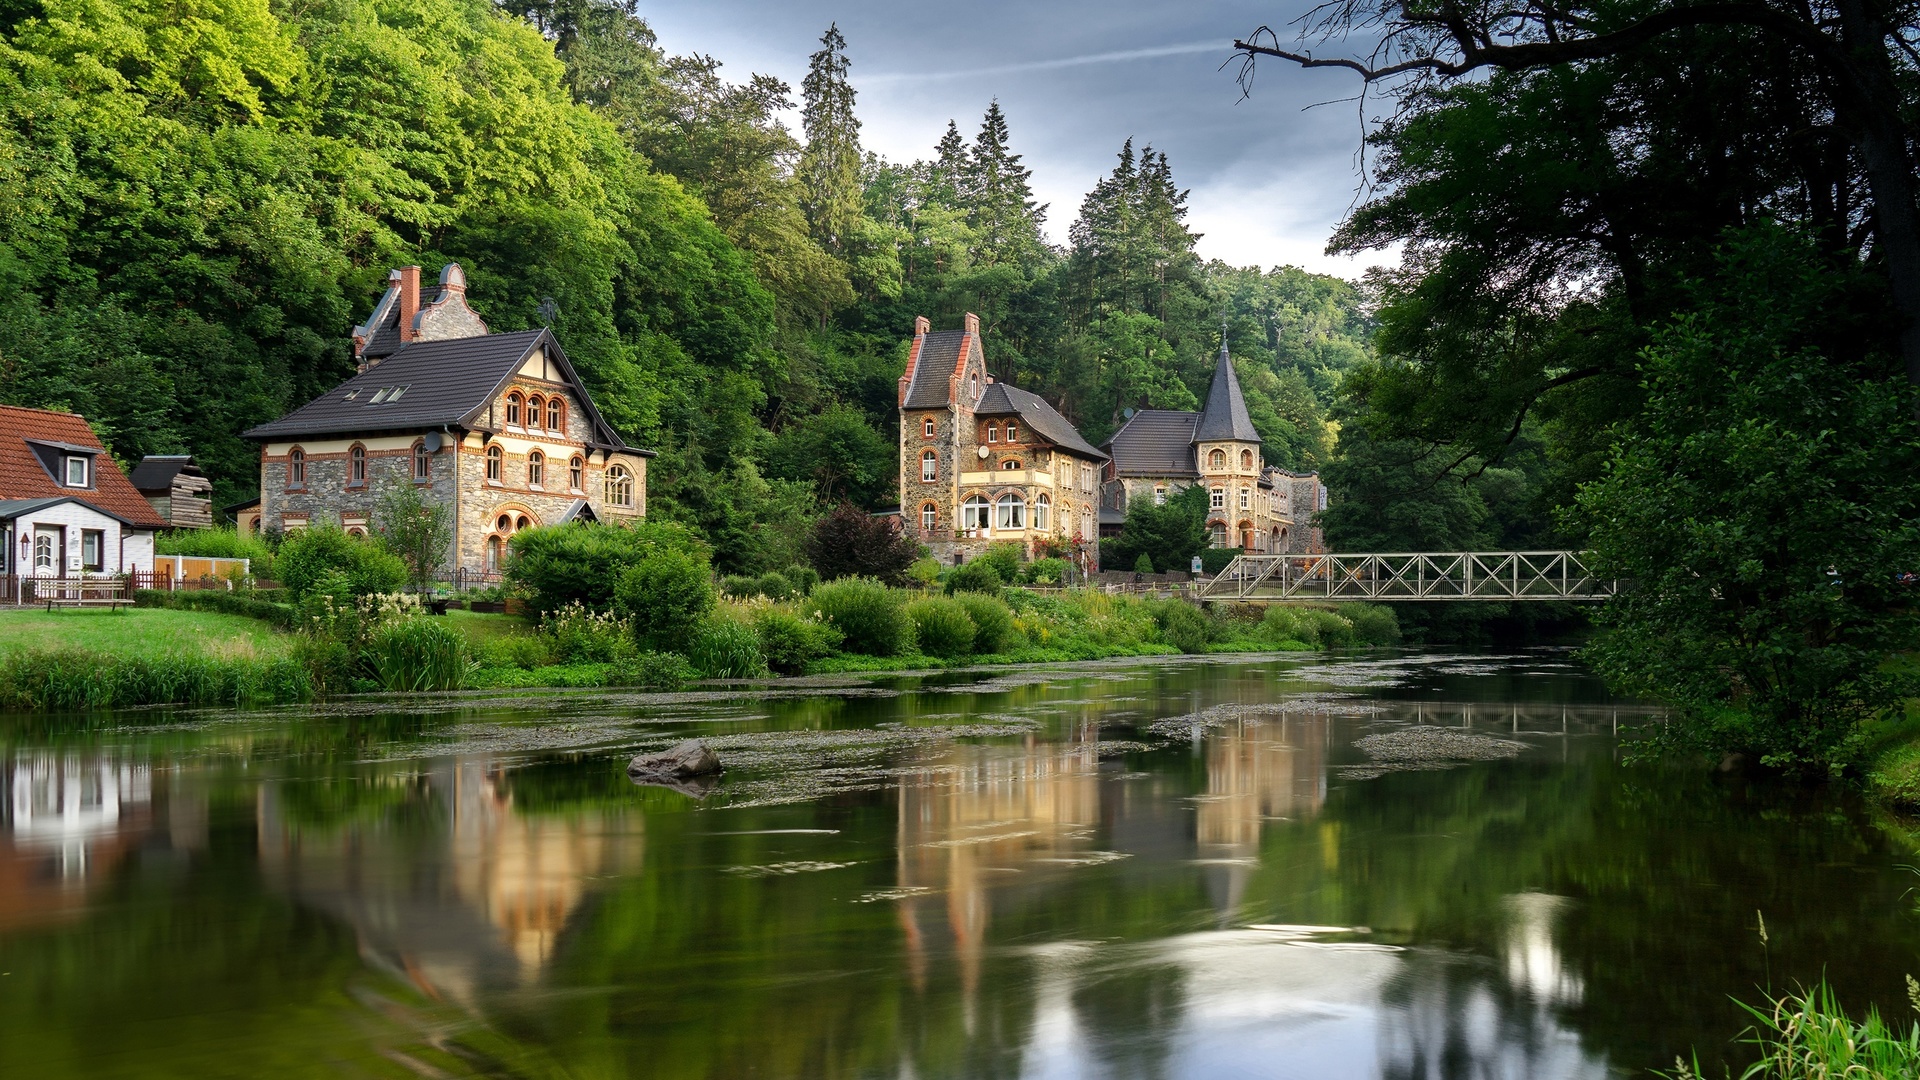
[2,650,1917,1078]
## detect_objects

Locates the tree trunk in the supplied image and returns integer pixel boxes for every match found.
[1832,0,1920,386]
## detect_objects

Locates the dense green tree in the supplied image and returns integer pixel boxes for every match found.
[1103,485,1210,574]
[798,25,863,265]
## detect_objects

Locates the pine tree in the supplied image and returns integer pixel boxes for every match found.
[962,100,1046,268]
[927,120,967,210]
[798,24,863,260]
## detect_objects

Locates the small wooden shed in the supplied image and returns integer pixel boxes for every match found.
[131,455,213,529]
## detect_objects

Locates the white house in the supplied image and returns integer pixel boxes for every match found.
[0,405,164,581]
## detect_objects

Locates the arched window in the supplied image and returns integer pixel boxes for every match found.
[413,442,432,481]
[605,465,633,507]
[527,450,545,487]
[920,450,937,483]
[962,495,990,531]
[1033,493,1051,530]
[924,417,936,438]
[486,535,503,572]
[921,503,937,531]
[569,455,583,491]
[970,372,980,400]
[986,423,999,443]
[506,393,523,427]
[349,444,366,484]
[1001,459,1021,470]
[486,444,503,482]
[287,448,306,488]
[1210,522,1228,547]
[1208,448,1225,470]
[548,398,563,432]
[346,525,368,539]
[1005,422,1018,442]
[995,493,1025,530]
[1241,449,1254,470]
[526,395,544,430]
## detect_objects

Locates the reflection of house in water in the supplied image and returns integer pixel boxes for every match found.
[1193,709,1329,916]
[0,752,205,932]
[255,757,639,1008]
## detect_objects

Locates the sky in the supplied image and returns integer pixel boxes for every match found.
[638,0,1398,279]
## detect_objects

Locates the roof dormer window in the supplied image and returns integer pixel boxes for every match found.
[63,456,89,487]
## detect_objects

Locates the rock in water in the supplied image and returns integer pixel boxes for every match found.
[628,739,723,779]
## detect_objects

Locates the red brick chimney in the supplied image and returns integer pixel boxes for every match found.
[397,265,422,343]
[914,315,930,336]
[963,312,979,334]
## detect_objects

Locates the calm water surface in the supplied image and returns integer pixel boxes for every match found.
[3,650,1918,1079]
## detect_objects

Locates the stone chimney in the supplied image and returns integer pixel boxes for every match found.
[963,312,979,334]
[396,265,422,344]
[914,315,930,336]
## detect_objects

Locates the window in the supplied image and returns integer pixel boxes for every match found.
[287,449,306,488]
[349,445,366,484]
[1241,449,1254,470]
[33,530,54,573]
[1034,494,1050,530]
[80,530,102,572]
[526,395,544,430]
[1005,422,1018,442]
[962,495,990,531]
[921,503,937,531]
[1211,522,1228,547]
[1210,487,1225,510]
[1209,448,1225,470]
[1239,487,1250,510]
[924,417,936,438]
[414,442,432,481]
[486,535,503,572]
[986,424,999,443]
[527,450,545,487]
[570,455,583,491]
[970,372,980,400]
[1002,459,1021,470]
[63,456,89,487]
[486,445,503,482]
[548,398,563,432]
[605,465,633,507]
[995,493,1025,530]
[921,450,937,483]
[1154,485,1167,506]
[506,393,523,427]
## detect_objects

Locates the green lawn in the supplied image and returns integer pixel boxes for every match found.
[0,606,288,658]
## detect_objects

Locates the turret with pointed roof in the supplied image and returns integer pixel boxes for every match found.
[1194,333,1260,445]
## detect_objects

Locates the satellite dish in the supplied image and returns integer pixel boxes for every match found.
[423,432,444,452]
[976,445,990,460]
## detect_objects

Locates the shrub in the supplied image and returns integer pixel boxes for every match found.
[363,618,472,692]
[720,574,759,599]
[1133,553,1156,574]
[687,618,767,678]
[945,561,1003,597]
[1345,603,1402,646]
[811,577,914,656]
[977,542,1023,584]
[1199,548,1239,575]
[507,521,709,617]
[754,607,843,675]
[0,648,312,711]
[907,596,976,658]
[372,482,453,593]
[609,650,695,689]
[540,601,636,664]
[614,548,715,650]
[276,527,408,598]
[1152,600,1214,653]
[1302,608,1355,648]
[1257,606,1312,646]
[953,593,1016,654]
[157,525,276,577]
[474,634,554,670]
[135,589,297,628]
[806,502,919,583]
[906,557,942,587]
[1024,557,1069,585]
[754,571,794,600]
[785,566,820,595]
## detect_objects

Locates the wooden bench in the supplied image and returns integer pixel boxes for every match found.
[40,580,132,612]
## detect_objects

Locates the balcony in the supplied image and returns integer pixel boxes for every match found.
[959,468,1054,488]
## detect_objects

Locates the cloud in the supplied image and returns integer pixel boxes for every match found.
[855,42,1228,85]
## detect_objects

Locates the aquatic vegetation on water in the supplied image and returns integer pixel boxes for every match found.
[1664,979,1920,1080]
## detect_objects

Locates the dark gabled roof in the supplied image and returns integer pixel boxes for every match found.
[1103,409,1200,476]
[243,330,648,454]
[1195,342,1261,443]
[903,330,968,410]
[975,382,1107,461]
[129,455,200,492]
[359,282,448,360]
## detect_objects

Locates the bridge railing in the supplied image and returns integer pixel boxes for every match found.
[1197,552,1615,602]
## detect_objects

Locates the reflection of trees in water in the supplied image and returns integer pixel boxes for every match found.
[1069,961,1188,1080]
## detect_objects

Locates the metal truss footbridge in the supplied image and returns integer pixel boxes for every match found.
[1197,552,1614,603]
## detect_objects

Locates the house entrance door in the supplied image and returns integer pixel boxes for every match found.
[33,525,60,576]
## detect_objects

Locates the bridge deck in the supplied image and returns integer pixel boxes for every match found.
[1198,552,1614,602]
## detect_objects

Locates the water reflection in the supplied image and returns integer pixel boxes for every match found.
[0,752,174,931]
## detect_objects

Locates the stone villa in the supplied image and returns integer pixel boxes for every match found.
[244,264,651,578]
[899,315,1324,567]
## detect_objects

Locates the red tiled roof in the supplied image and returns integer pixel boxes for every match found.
[0,405,168,528]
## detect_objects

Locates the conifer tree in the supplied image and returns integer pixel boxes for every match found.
[927,120,968,210]
[962,101,1046,268]
[798,24,863,260]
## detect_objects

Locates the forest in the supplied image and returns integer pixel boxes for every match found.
[0,0,1371,575]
